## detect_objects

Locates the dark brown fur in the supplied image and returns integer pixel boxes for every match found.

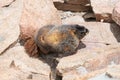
[35,24,89,54]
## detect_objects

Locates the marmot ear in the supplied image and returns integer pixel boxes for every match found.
[38,36,45,43]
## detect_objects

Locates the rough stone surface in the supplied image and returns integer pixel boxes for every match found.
[56,22,120,78]
[58,45,120,80]
[80,22,120,44]
[0,44,50,80]
[64,0,90,5]
[54,0,91,12]
[62,15,85,24]
[53,0,64,3]
[112,1,120,26]
[90,0,119,22]
[64,65,120,80]
[0,0,14,7]
[0,0,22,54]
[20,0,61,40]
[106,65,120,79]
[19,0,61,57]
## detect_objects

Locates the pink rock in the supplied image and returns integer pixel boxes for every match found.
[112,1,120,26]
[0,0,14,7]
[0,45,50,80]
[0,0,22,54]
[56,22,120,76]
[90,0,119,22]
[19,0,61,57]
[54,0,91,12]
[20,0,61,40]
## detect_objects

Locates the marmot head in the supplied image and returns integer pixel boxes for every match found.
[73,24,89,40]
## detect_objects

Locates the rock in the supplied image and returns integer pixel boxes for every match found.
[19,0,61,57]
[86,65,120,80]
[64,0,90,5]
[58,45,120,80]
[80,22,120,44]
[54,0,91,12]
[83,12,96,21]
[56,22,120,77]
[112,1,120,26]
[0,0,22,54]
[0,44,50,80]
[53,0,64,3]
[90,0,119,22]
[62,65,120,80]
[0,0,14,7]
[20,0,61,40]
[62,15,85,24]
[106,65,120,79]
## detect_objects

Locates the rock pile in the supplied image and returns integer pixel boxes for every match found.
[0,0,120,80]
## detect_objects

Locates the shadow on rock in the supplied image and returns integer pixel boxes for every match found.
[38,41,86,80]
[110,23,120,42]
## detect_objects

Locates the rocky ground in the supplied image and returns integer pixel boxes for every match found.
[0,0,120,80]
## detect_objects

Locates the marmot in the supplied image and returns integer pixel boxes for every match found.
[35,24,89,54]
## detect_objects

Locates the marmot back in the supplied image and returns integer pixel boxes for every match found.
[35,24,89,54]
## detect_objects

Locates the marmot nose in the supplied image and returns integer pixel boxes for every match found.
[85,28,89,34]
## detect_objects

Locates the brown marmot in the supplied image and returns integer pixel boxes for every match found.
[34,24,89,54]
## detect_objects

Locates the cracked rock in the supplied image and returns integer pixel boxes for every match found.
[0,0,22,54]
[56,22,120,79]
[90,0,119,22]
[0,45,50,80]
[112,1,120,26]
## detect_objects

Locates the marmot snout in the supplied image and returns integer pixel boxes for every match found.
[35,24,89,54]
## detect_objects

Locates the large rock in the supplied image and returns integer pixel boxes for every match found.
[112,1,120,26]
[64,0,90,5]
[58,44,120,80]
[90,0,119,22]
[56,22,120,79]
[0,0,22,54]
[0,44,50,80]
[19,0,61,57]
[62,65,120,80]
[0,0,14,7]
[20,0,61,40]
[54,0,91,12]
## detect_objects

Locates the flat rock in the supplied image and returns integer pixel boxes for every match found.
[62,65,120,80]
[58,45,120,80]
[112,1,120,26]
[62,15,85,24]
[106,65,120,79]
[87,65,120,80]
[90,0,119,22]
[20,0,61,40]
[56,22,120,77]
[53,0,64,3]
[0,0,14,7]
[64,0,90,5]
[0,44,50,80]
[80,22,120,44]
[0,0,22,54]
[54,0,91,12]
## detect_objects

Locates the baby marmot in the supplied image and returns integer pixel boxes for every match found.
[35,24,89,54]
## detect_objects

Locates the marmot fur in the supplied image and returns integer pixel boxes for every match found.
[35,24,89,54]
